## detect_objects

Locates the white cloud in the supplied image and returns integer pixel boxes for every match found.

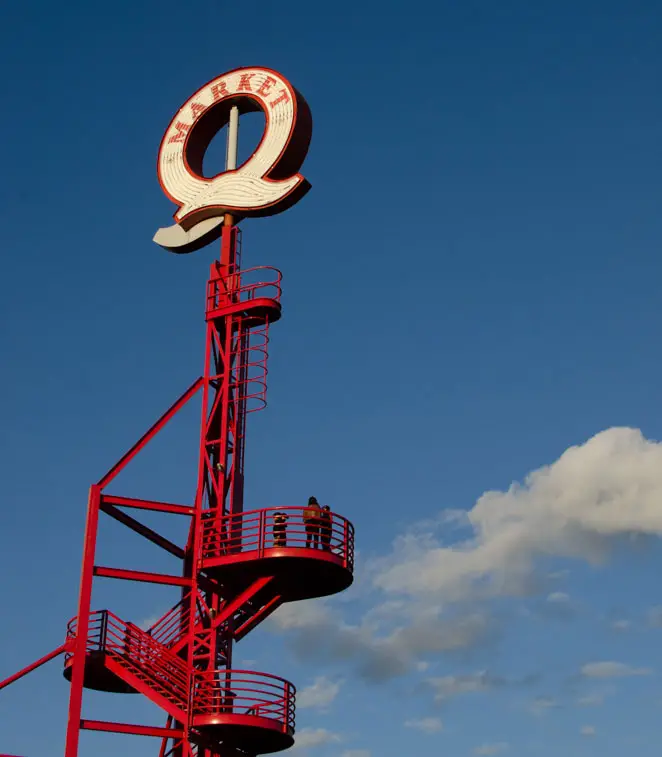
[270,429,662,687]
[341,751,371,757]
[474,744,509,755]
[581,725,597,737]
[581,662,652,679]
[292,728,342,750]
[548,569,570,580]
[611,619,631,631]
[272,601,331,631]
[547,591,570,603]
[404,717,443,734]
[371,428,662,601]
[138,614,161,630]
[298,677,342,710]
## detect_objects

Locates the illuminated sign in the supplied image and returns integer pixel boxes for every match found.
[154,66,312,253]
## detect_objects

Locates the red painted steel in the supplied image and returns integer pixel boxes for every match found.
[98,501,187,557]
[201,505,355,566]
[191,669,295,725]
[81,720,186,739]
[0,223,355,756]
[0,644,67,692]
[101,494,195,517]
[97,378,204,489]
[93,566,194,587]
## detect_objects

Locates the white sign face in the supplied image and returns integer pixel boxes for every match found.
[154,66,312,253]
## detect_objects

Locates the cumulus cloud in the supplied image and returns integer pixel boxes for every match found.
[341,751,371,757]
[404,717,443,734]
[541,591,576,620]
[474,744,509,756]
[371,428,662,601]
[611,619,631,631]
[581,725,597,737]
[581,662,652,679]
[270,428,662,686]
[292,728,342,750]
[427,671,538,705]
[297,677,342,710]
[270,601,494,683]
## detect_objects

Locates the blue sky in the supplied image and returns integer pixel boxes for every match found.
[1,0,662,755]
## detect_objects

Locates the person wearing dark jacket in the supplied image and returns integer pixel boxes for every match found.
[319,505,332,551]
[272,511,288,547]
[303,496,321,548]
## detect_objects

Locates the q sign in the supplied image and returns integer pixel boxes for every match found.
[154,66,312,253]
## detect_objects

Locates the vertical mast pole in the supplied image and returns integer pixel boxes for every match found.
[183,104,243,757]
[223,105,240,241]
[226,106,239,171]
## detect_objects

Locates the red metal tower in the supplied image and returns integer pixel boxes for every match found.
[0,66,355,757]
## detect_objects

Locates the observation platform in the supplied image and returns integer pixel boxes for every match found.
[191,669,295,754]
[63,611,296,753]
[63,610,189,713]
[63,611,137,694]
[206,265,282,326]
[201,506,355,601]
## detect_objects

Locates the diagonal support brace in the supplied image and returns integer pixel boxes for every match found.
[100,501,185,559]
[0,643,67,691]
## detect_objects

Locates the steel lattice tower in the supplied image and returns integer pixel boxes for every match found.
[1,66,355,757]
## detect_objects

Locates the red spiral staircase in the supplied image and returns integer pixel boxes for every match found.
[0,225,355,757]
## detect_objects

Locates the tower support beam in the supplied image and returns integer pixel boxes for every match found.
[81,720,186,739]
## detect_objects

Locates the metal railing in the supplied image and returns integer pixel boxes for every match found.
[206,266,282,315]
[232,323,271,413]
[146,598,202,649]
[201,506,355,570]
[191,669,295,731]
[65,610,189,705]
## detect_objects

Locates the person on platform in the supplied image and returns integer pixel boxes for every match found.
[319,505,332,551]
[303,496,321,548]
[273,511,288,547]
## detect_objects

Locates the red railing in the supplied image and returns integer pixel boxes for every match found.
[191,669,295,731]
[201,506,355,569]
[206,266,282,314]
[147,598,202,648]
[233,323,271,413]
[65,610,189,705]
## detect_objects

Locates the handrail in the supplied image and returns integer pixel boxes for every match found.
[206,266,282,314]
[232,324,271,414]
[191,669,295,731]
[146,598,202,648]
[200,505,355,570]
[66,610,189,703]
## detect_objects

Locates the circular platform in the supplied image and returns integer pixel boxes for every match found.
[206,266,283,327]
[194,714,294,754]
[201,506,355,601]
[63,650,136,694]
[192,669,295,754]
[207,296,282,326]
